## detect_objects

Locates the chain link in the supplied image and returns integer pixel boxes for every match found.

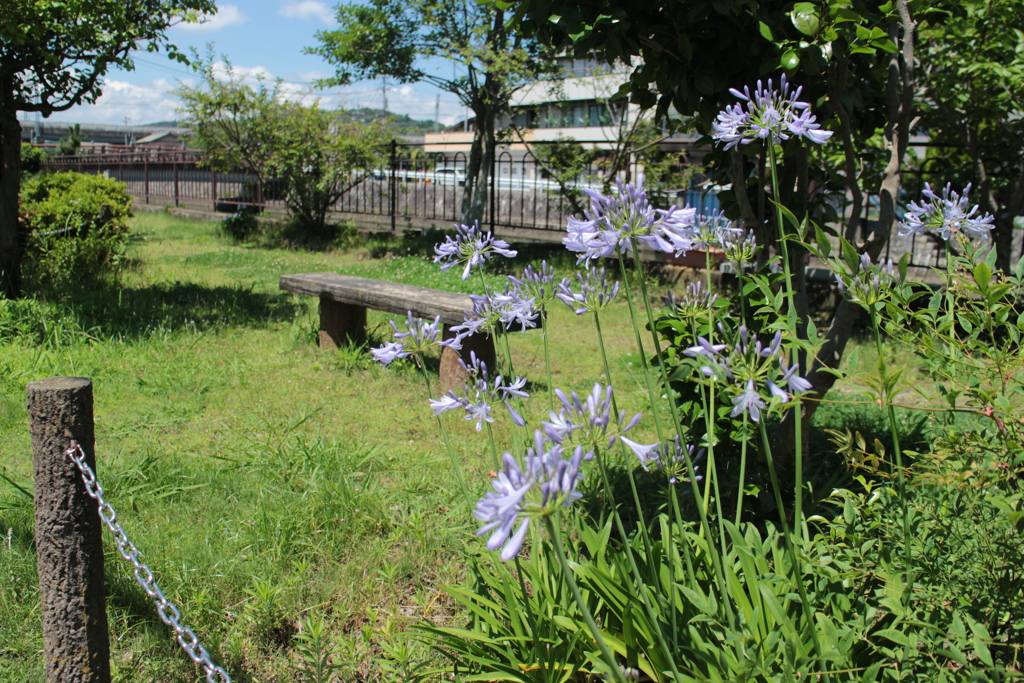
[67,442,232,683]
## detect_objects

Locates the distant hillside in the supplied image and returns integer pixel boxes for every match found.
[139,120,181,127]
[335,108,438,134]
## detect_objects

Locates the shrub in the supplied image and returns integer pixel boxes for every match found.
[19,171,133,291]
[220,206,260,242]
[20,143,46,181]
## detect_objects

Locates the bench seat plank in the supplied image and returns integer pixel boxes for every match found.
[280,273,472,326]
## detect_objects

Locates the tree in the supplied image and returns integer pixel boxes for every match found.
[174,57,294,202]
[0,0,215,298]
[509,0,928,457]
[916,0,1024,272]
[271,105,389,237]
[309,0,558,226]
[175,58,390,236]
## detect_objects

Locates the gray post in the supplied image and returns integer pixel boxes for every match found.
[27,377,111,683]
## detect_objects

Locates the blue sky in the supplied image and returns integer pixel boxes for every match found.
[27,1,467,128]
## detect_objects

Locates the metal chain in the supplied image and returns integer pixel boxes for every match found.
[66,442,231,683]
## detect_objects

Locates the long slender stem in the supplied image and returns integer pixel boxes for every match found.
[757,420,828,674]
[735,414,750,526]
[767,143,805,540]
[869,304,913,607]
[544,517,628,683]
[619,245,733,626]
[541,307,554,413]
[417,361,471,506]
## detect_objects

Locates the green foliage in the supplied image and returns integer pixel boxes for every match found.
[54,123,81,156]
[19,171,133,291]
[19,143,45,180]
[0,0,216,298]
[176,53,389,238]
[220,206,260,242]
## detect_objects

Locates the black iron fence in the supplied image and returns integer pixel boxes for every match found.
[42,143,722,236]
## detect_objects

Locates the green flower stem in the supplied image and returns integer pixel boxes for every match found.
[735,414,750,526]
[669,485,698,587]
[767,143,806,538]
[541,307,554,413]
[619,245,733,627]
[498,332,525,454]
[592,311,656,577]
[757,419,828,674]
[416,361,471,507]
[513,555,549,683]
[484,421,500,472]
[544,516,629,683]
[590,445,680,651]
[868,303,913,607]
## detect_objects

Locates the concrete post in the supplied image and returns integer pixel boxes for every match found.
[27,377,111,683]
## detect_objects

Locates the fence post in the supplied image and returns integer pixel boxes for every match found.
[144,159,149,204]
[173,160,180,207]
[390,139,397,233]
[211,168,217,212]
[27,377,111,683]
[489,152,496,232]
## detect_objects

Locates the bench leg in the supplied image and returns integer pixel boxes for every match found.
[319,298,367,349]
[439,326,497,393]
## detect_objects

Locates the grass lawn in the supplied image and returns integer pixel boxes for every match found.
[0,213,675,682]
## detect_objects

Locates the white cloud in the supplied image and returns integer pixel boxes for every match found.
[176,4,247,32]
[60,79,184,126]
[57,72,463,129]
[279,1,334,25]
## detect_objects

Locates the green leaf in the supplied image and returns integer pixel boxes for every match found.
[1014,253,1024,280]
[781,49,801,70]
[966,617,994,667]
[791,4,820,36]
[814,225,832,258]
[973,261,992,290]
[759,21,774,41]
[875,628,912,647]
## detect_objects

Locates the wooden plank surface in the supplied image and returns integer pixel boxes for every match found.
[280,273,473,325]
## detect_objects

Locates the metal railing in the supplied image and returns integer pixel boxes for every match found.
[42,143,722,236]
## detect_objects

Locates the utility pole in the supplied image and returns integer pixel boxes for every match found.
[434,95,440,132]
[381,78,388,114]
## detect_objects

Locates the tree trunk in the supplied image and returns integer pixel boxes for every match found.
[461,101,497,228]
[460,114,486,226]
[769,0,915,462]
[0,96,23,299]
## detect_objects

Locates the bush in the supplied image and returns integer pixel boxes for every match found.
[19,171,133,291]
[220,206,260,241]
[20,143,46,181]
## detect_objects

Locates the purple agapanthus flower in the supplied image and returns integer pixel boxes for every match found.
[474,430,588,560]
[563,175,695,263]
[508,261,557,306]
[555,267,620,315]
[541,383,640,451]
[641,437,705,485]
[371,312,445,366]
[899,182,994,240]
[429,352,528,430]
[665,280,717,319]
[835,252,900,304]
[731,379,767,422]
[370,341,409,366]
[712,75,833,150]
[434,221,518,280]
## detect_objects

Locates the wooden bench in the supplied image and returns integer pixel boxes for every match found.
[279,272,497,391]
